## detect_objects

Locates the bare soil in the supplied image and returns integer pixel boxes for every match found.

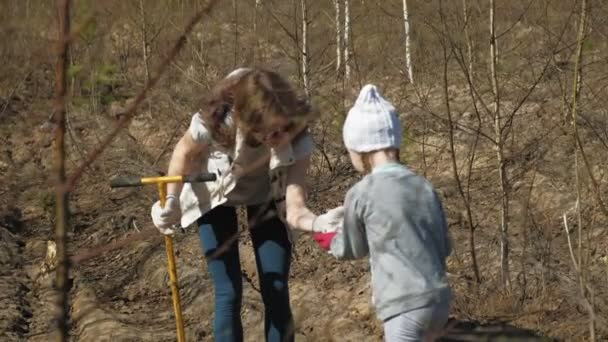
[0,102,573,342]
[1,27,606,340]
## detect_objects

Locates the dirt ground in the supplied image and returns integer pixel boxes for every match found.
[0,203,557,342]
[0,105,575,342]
[1,46,606,342]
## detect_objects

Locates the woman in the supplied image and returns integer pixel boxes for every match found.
[150,68,342,342]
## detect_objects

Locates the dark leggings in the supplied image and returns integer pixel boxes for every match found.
[197,204,294,342]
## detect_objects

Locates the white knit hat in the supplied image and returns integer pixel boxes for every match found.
[343,84,402,153]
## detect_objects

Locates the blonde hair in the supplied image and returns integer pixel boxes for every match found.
[360,148,400,174]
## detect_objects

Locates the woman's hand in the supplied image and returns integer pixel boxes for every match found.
[150,195,181,235]
[150,129,208,235]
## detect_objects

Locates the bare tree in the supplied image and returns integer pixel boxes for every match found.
[489,0,510,288]
[567,0,596,339]
[232,0,239,67]
[334,0,342,74]
[438,0,481,284]
[301,0,310,97]
[53,0,71,340]
[138,0,151,83]
[253,0,262,65]
[343,0,351,80]
[402,0,414,83]
[462,0,474,79]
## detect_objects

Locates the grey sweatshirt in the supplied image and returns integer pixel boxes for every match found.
[330,163,452,321]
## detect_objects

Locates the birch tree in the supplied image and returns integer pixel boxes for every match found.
[402,0,414,83]
[490,0,511,288]
[139,0,151,83]
[334,0,342,74]
[462,0,474,79]
[567,0,597,338]
[343,0,351,80]
[232,0,239,67]
[301,0,310,97]
[253,0,262,65]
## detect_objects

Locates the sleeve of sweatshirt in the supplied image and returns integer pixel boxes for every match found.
[330,187,369,260]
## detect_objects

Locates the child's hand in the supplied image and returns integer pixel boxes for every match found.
[312,206,344,233]
[313,232,337,251]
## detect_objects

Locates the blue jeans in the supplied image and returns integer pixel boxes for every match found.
[197,204,294,342]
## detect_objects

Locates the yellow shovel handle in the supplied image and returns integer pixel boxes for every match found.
[109,173,219,342]
[159,183,186,342]
[165,235,185,342]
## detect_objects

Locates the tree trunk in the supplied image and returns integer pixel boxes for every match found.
[334,0,342,75]
[343,0,351,80]
[54,0,71,340]
[232,0,238,67]
[461,0,481,283]
[489,0,510,288]
[402,0,414,83]
[569,0,596,339]
[292,0,301,80]
[253,0,262,65]
[301,0,310,97]
[438,0,481,284]
[139,0,151,83]
[463,0,474,79]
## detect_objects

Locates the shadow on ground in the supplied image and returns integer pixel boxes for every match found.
[438,319,557,342]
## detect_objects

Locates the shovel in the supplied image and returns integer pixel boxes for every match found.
[110,173,217,342]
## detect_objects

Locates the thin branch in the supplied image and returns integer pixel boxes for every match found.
[562,213,579,273]
[0,71,32,119]
[501,7,575,138]
[574,130,608,219]
[496,0,535,40]
[65,0,219,191]
[153,112,184,167]
[262,2,304,55]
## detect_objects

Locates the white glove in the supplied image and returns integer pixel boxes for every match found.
[150,195,181,235]
[312,206,344,233]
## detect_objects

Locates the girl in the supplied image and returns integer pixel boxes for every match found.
[313,84,452,341]
[150,68,343,342]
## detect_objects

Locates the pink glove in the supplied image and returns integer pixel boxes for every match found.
[313,232,337,251]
